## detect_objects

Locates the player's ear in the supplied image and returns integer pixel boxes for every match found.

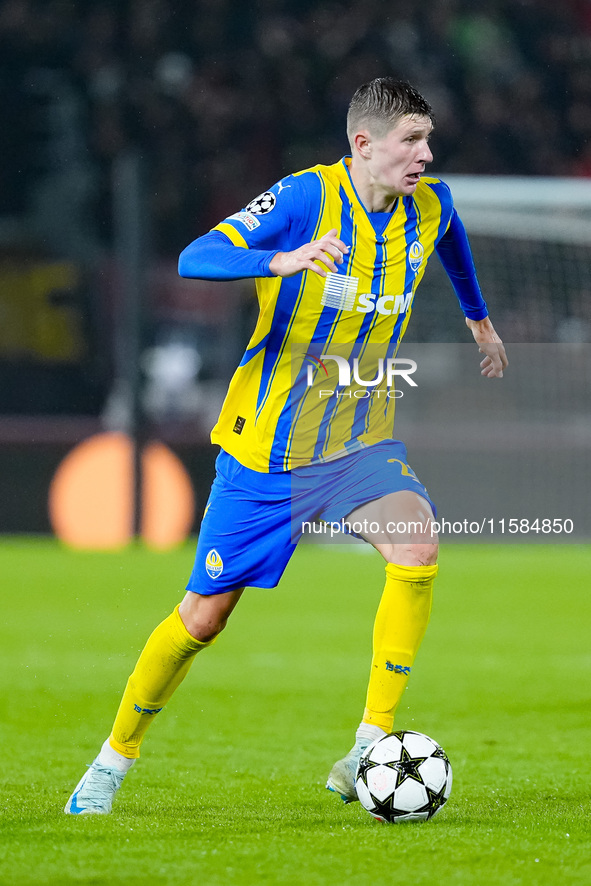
[353,130,372,159]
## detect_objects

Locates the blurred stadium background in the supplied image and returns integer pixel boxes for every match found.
[1,0,590,539]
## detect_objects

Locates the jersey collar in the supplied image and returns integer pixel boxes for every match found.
[337,156,403,236]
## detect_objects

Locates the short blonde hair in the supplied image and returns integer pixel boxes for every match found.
[347,78,435,146]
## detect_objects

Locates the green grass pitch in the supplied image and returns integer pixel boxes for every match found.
[1,538,590,885]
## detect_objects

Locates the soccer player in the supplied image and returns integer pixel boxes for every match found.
[65,78,507,814]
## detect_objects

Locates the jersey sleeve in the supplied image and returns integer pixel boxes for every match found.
[212,173,320,251]
[178,230,278,280]
[435,206,488,321]
[178,172,322,281]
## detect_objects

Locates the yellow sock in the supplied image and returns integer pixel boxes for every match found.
[363,562,438,733]
[109,604,214,758]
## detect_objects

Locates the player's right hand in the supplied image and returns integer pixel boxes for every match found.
[269,229,350,278]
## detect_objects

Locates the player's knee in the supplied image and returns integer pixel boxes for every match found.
[193,623,224,643]
[181,613,226,643]
[385,542,438,566]
[178,593,232,643]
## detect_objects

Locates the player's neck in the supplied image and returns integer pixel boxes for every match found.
[349,163,398,213]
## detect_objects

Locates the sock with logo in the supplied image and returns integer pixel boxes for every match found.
[363,562,438,733]
[109,604,215,759]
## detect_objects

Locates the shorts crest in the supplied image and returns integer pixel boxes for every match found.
[205,548,224,579]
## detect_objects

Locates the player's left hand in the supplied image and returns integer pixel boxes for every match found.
[465,317,508,378]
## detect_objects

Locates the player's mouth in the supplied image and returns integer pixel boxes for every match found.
[406,171,423,184]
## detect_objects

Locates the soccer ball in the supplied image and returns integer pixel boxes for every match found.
[355,730,452,823]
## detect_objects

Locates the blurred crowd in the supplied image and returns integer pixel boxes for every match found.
[1,0,591,256]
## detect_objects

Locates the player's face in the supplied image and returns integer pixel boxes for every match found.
[368,115,434,197]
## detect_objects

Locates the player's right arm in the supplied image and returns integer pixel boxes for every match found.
[178,230,277,281]
[268,229,349,277]
[179,174,347,281]
[179,228,348,281]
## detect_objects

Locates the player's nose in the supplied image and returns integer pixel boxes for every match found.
[418,141,433,164]
[419,142,433,163]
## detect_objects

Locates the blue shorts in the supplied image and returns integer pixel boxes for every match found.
[186,440,435,595]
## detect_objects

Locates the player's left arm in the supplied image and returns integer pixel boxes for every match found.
[436,207,508,379]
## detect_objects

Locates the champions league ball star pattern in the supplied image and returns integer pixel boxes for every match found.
[355,730,452,823]
[245,191,277,214]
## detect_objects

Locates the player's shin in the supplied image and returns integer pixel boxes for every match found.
[109,603,215,758]
[363,562,438,733]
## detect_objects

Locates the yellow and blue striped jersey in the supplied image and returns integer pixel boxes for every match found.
[210,157,454,472]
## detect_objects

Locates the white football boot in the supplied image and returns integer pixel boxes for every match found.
[326,725,387,803]
[64,758,127,815]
